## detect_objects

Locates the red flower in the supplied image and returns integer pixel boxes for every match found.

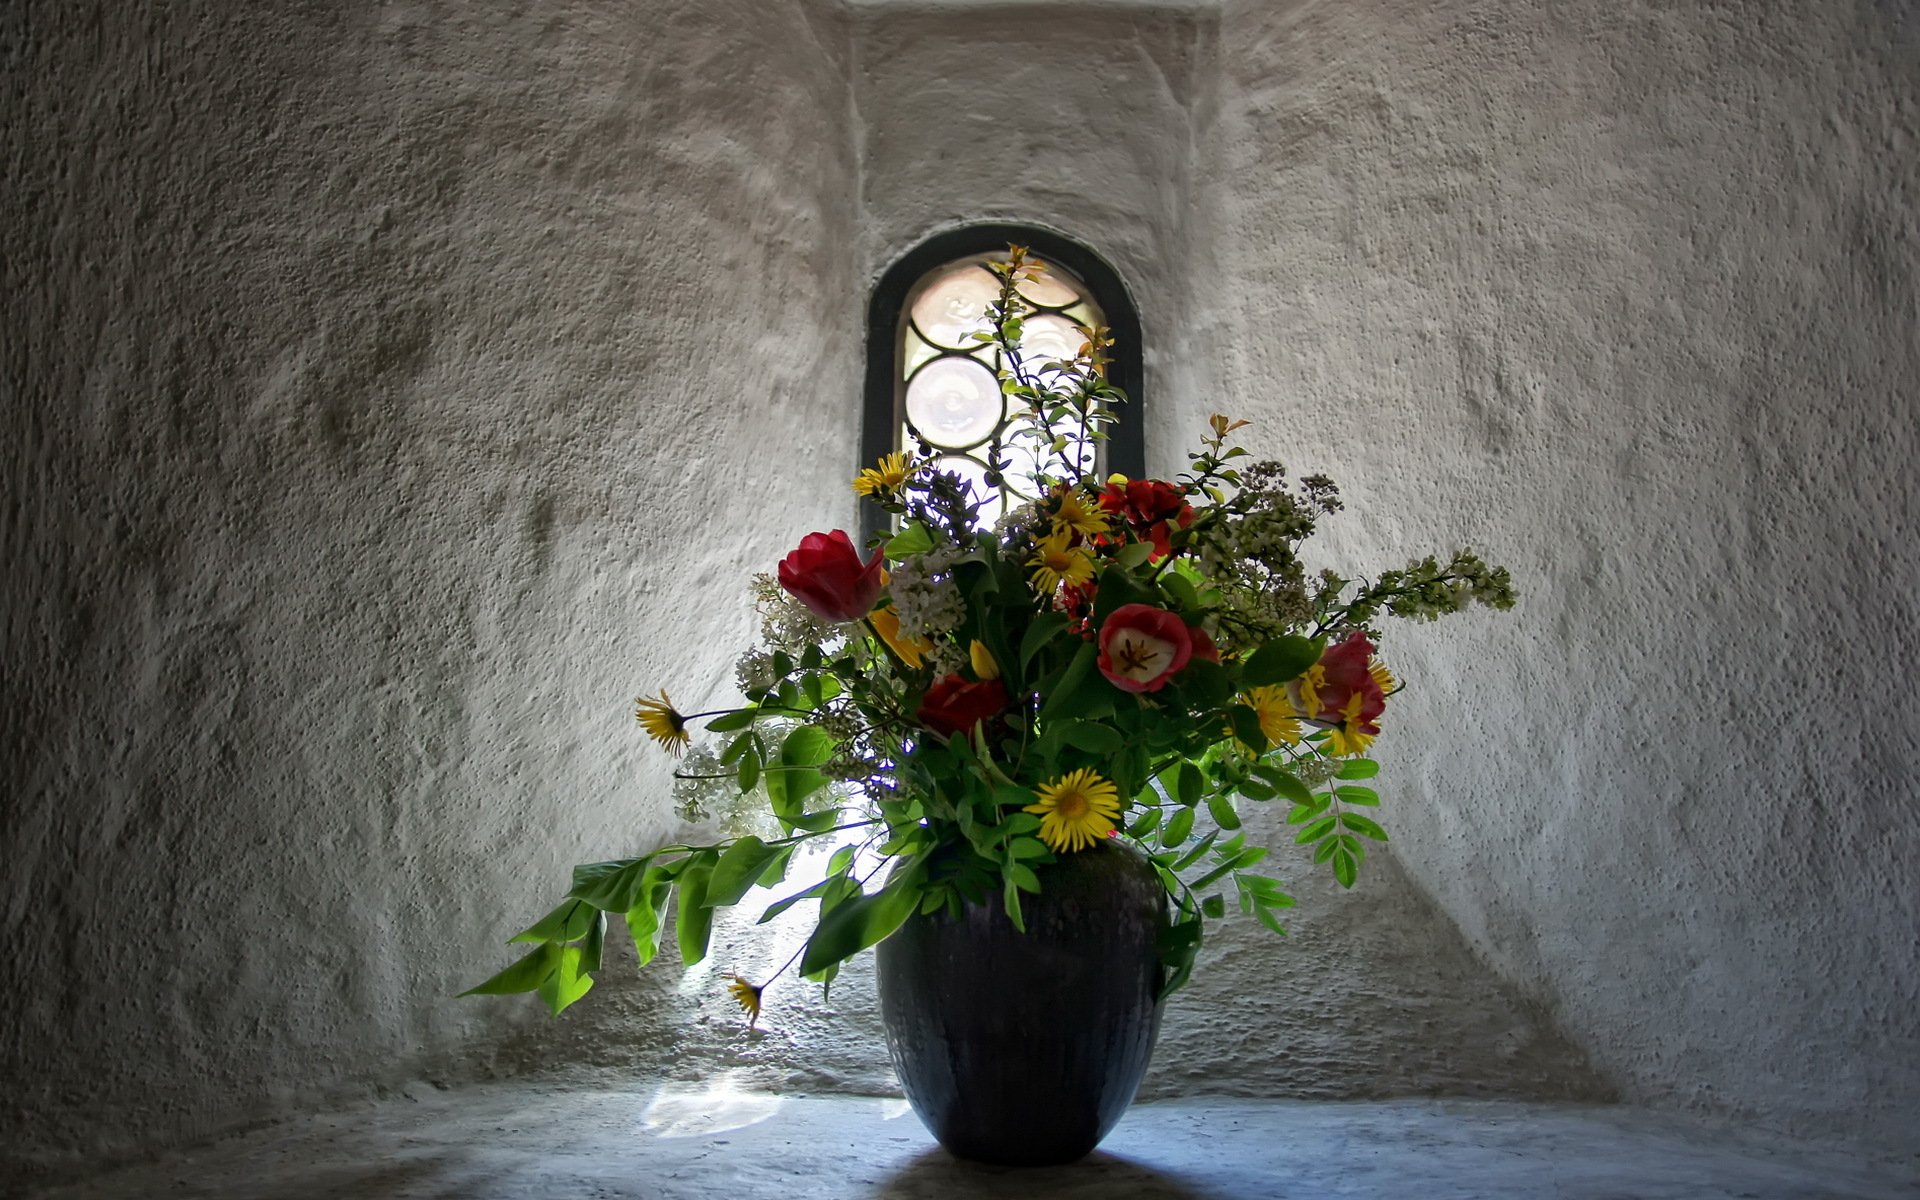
[1100,478,1187,526]
[777,530,884,623]
[1097,604,1193,693]
[1292,631,1386,733]
[1187,625,1220,664]
[1101,478,1195,560]
[917,675,1010,739]
[1059,581,1099,636]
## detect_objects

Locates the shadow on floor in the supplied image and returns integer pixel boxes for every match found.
[876,1146,1220,1199]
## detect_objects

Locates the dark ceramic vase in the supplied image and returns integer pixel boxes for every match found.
[874,840,1167,1166]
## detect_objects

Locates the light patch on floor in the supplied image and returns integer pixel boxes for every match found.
[37,1083,1920,1199]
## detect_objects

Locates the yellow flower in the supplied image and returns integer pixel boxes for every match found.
[1024,768,1122,853]
[969,640,1000,680]
[1027,530,1095,593]
[869,607,932,670]
[725,974,764,1029]
[634,690,691,756]
[852,452,911,498]
[1323,693,1379,757]
[1370,657,1397,696]
[1241,686,1302,748]
[1049,488,1111,540]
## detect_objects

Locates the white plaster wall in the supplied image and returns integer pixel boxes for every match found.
[3,0,859,1178]
[1190,0,1919,1155]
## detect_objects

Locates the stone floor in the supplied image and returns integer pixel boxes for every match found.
[35,1083,1920,1200]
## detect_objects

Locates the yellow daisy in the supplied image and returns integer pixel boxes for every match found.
[1370,657,1397,697]
[1024,768,1122,853]
[1048,488,1111,540]
[1027,530,1095,593]
[869,607,932,670]
[1241,686,1303,748]
[852,452,912,498]
[725,974,764,1029]
[634,690,691,756]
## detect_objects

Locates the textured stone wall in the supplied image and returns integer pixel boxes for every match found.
[1190,0,1919,1155]
[6,0,1914,1180]
[3,0,860,1178]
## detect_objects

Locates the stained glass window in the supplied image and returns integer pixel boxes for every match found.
[862,226,1143,543]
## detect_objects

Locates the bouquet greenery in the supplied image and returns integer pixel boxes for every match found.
[468,247,1515,1025]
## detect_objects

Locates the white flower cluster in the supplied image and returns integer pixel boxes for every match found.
[734,648,777,695]
[750,573,835,651]
[888,546,967,642]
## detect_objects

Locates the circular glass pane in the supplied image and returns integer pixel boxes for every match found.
[1015,265,1081,309]
[905,356,1004,450]
[909,264,1002,350]
[1017,313,1085,365]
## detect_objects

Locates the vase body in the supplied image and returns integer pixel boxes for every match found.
[875,841,1167,1166]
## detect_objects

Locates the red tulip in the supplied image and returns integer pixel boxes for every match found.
[917,675,1010,739]
[777,530,884,623]
[1096,604,1193,693]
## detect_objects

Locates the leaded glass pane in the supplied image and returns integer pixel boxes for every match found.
[896,252,1107,524]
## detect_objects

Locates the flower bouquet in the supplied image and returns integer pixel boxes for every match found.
[468,248,1515,1028]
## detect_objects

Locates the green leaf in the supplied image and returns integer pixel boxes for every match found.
[1175,762,1204,808]
[1115,541,1154,570]
[886,521,934,557]
[706,836,780,907]
[1008,837,1051,861]
[757,876,834,924]
[569,859,654,913]
[706,708,757,733]
[1172,830,1219,871]
[1225,705,1267,752]
[1339,812,1389,841]
[1058,719,1123,755]
[1335,785,1380,806]
[1172,659,1232,708]
[766,725,834,825]
[511,899,599,944]
[1128,807,1164,837]
[798,865,926,977]
[674,855,716,965]
[1295,815,1337,845]
[1201,894,1226,919]
[1038,642,1099,721]
[737,744,761,792]
[1019,612,1070,671]
[1205,792,1242,831]
[536,945,595,1015]
[1336,758,1380,780]
[1252,904,1290,936]
[1160,806,1195,848]
[1242,636,1323,687]
[462,943,558,997]
[1332,844,1359,888]
[625,875,672,965]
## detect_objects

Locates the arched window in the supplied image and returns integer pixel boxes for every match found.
[861,225,1144,543]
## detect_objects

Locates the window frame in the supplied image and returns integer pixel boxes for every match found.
[861,224,1145,545]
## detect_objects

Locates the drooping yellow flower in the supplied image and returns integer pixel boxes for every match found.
[869,606,932,670]
[852,452,912,498]
[725,974,764,1029]
[1323,693,1380,757]
[1049,488,1111,540]
[1024,768,1122,853]
[969,640,1000,680]
[1027,530,1095,593]
[1370,657,1397,697]
[634,690,691,756]
[1241,686,1302,748]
